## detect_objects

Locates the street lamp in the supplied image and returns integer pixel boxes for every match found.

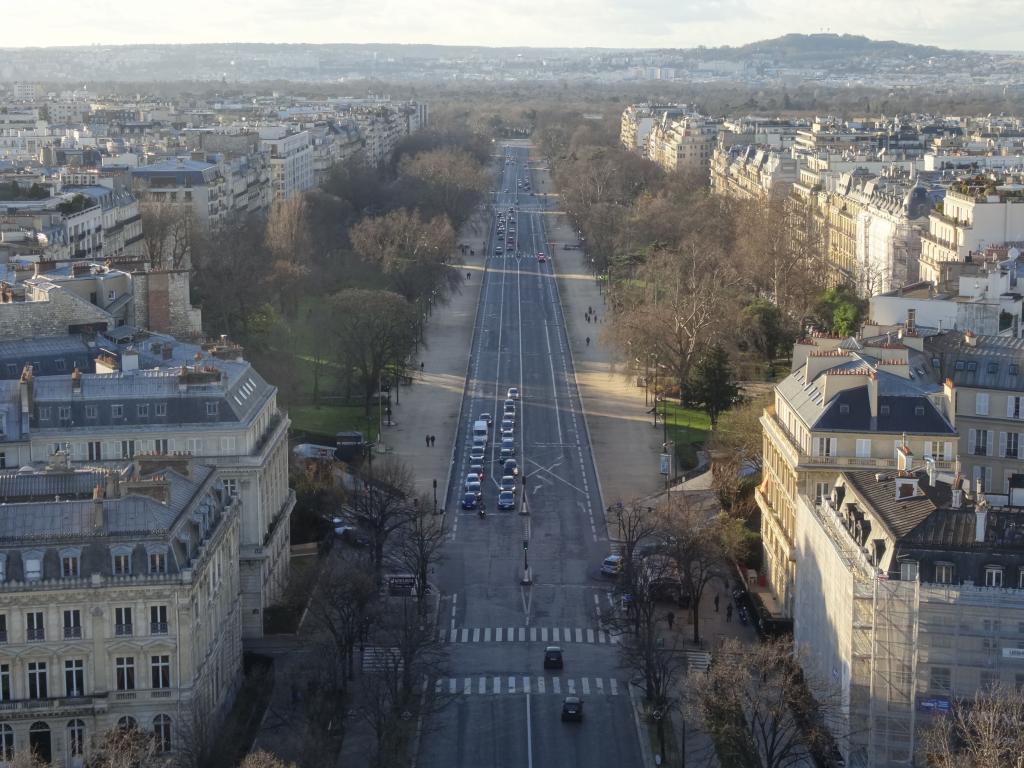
[432,478,438,515]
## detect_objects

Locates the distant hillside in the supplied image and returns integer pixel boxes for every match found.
[692,33,951,62]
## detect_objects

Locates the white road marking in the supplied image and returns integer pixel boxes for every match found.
[610,679,619,696]
[581,678,591,695]
[552,678,561,694]
[537,677,545,694]
[484,628,491,642]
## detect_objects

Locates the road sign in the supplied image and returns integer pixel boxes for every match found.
[659,453,671,475]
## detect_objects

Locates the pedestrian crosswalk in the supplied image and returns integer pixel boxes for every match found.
[430,675,624,697]
[362,646,403,673]
[439,626,620,645]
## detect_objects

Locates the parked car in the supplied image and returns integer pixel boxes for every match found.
[333,523,370,547]
[561,696,583,722]
[601,554,623,576]
[543,646,563,669]
[501,417,514,432]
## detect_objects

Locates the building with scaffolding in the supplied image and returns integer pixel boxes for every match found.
[795,452,1024,767]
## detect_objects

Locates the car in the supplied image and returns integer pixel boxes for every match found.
[503,398,515,412]
[601,554,624,576]
[497,490,516,510]
[470,446,485,462]
[499,475,516,493]
[503,458,519,476]
[561,696,583,722]
[505,245,514,252]
[333,522,370,547]
[480,413,493,426]
[500,446,514,461]
[501,425,514,438]
[501,437,515,456]
[469,460,485,479]
[461,492,479,510]
[466,472,482,486]
[495,246,503,254]
[501,417,514,432]
[465,479,482,497]
[507,387,519,400]
[537,252,546,262]
[543,646,564,669]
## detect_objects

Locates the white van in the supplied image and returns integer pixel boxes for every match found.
[472,420,489,444]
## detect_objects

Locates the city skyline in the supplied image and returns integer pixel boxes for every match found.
[6,0,1023,53]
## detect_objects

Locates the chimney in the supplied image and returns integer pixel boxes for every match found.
[925,456,936,487]
[92,484,105,530]
[895,475,920,500]
[964,330,977,347]
[897,441,914,472]
[975,497,990,543]
[104,470,119,500]
[867,370,879,424]
[121,350,139,373]
[19,364,33,427]
[71,367,81,394]
[951,475,964,508]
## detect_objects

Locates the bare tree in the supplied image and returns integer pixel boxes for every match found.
[695,638,843,768]
[398,149,489,227]
[610,501,660,598]
[345,458,416,573]
[84,725,172,768]
[141,201,195,271]
[8,751,46,768]
[237,751,297,768]
[708,394,770,519]
[396,496,447,616]
[304,553,380,687]
[264,195,313,320]
[920,683,1024,767]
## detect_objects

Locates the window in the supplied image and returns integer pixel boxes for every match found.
[27,661,47,699]
[931,357,941,369]
[1011,396,1024,420]
[0,724,10,761]
[148,551,166,574]
[38,406,51,421]
[976,393,990,416]
[85,404,97,419]
[220,436,236,453]
[153,714,172,753]
[856,439,871,458]
[1011,364,1020,377]
[67,720,85,758]
[981,671,999,689]
[929,666,951,693]
[150,605,168,635]
[880,405,891,416]
[64,659,84,697]
[955,360,965,371]
[986,566,1005,588]
[900,561,919,581]
[935,562,955,585]
[137,404,149,418]
[115,607,133,636]
[63,609,81,639]
[815,437,833,457]
[24,552,42,581]
[120,439,135,459]
[115,657,135,691]
[839,403,850,415]
[988,362,999,375]
[223,479,238,497]
[154,439,169,455]
[1006,433,1020,459]
[61,551,80,578]
[973,429,990,456]
[26,611,44,641]
[112,548,132,576]
[155,402,167,417]
[0,615,6,643]
[117,716,137,731]
[206,402,218,417]
[186,438,202,455]
[111,404,124,419]
[58,406,71,421]
[87,441,102,461]
[151,655,170,689]
[967,361,978,372]
[914,405,925,416]
[983,618,1002,633]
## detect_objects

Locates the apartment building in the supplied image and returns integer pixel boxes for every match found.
[0,453,241,766]
[758,334,957,616]
[0,329,293,638]
[646,114,719,174]
[919,177,1024,284]
[795,464,1024,767]
[709,144,798,202]
[258,128,314,201]
[130,158,230,229]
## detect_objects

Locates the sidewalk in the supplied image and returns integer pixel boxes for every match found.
[378,208,489,505]
[544,203,666,510]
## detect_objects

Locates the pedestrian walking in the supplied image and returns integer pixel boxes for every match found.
[466,272,471,281]
[714,593,720,613]
[726,603,733,623]
[585,314,590,324]
[420,361,425,371]
[430,435,436,447]
[588,305,593,314]
[666,611,675,630]
[585,337,590,347]
[425,434,431,447]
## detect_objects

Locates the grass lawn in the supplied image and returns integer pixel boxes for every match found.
[659,401,711,471]
[289,404,377,440]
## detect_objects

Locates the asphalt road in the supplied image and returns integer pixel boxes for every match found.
[417,145,644,767]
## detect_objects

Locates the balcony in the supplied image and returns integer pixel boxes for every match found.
[150,622,168,635]
[0,695,95,713]
[115,624,133,637]
[26,628,45,642]
[113,691,136,701]
[63,626,82,640]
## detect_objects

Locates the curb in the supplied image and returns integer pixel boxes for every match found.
[628,682,658,767]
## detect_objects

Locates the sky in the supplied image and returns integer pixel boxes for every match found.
[7,0,1023,51]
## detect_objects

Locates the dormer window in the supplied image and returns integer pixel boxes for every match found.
[900,560,919,581]
[147,549,167,575]
[880,405,891,416]
[60,549,80,578]
[23,552,42,582]
[985,566,1004,588]
[206,402,219,417]
[988,362,999,375]
[839,404,850,415]
[967,361,978,372]
[914,406,925,416]
[935,562,954,585]
[111,547,132,576]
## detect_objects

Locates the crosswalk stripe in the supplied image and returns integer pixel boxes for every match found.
[493,676,500,694]
[598,630,606,644]
[530,628,537,642]
[496,627,503,642]
[582,678,590,695]
[464,677,471,695]
[519,628,526,641]
[552,628,560,642]
[461,629,468,643]
[450,629,457,643]
[567,679,576,694]
[565,628,572,643]
[610,679,618,696]
[586,629,594,643]
[575,629,583,643]
[435,679,443,694]
[484,628,491,642]
[508,676,515,693]
[523,676,530,694]
[438,628,445,643]
[538,677,545,694]
[472,629,480,643]
[552,678,561,694]
[449,679,457,694]
[596,678,604,694]
[507,626,514,641]
[541,628,549,642]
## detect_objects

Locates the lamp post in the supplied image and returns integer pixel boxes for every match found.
[432,478,438,515]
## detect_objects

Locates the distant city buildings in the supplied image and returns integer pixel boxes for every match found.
[620,104,719,174]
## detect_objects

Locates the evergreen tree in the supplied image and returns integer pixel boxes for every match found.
[689,343,739,427]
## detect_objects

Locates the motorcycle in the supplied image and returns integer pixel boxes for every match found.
[478,507,486,519]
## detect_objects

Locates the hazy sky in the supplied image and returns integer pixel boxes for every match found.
[9,0,1023,51]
